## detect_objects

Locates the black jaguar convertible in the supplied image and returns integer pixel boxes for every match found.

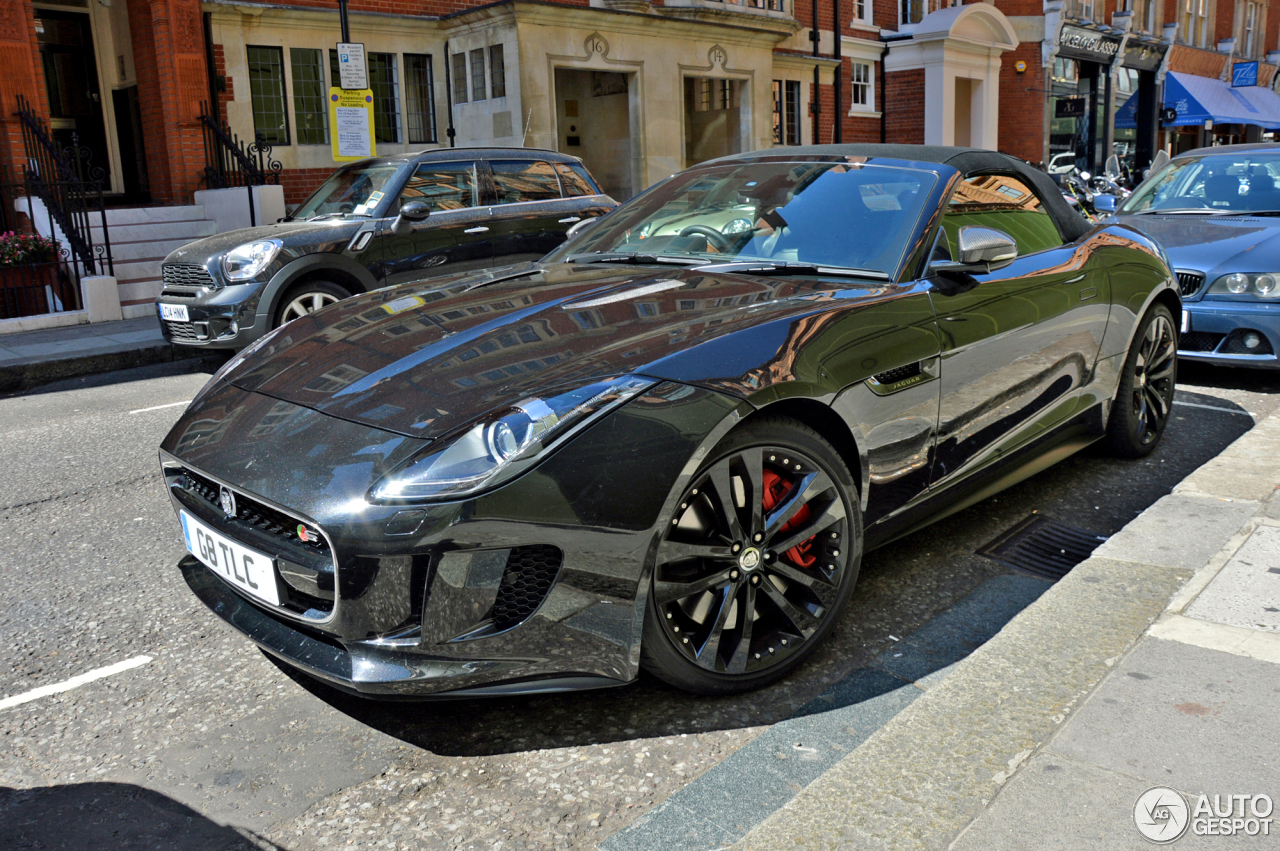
[159,145,1179,697]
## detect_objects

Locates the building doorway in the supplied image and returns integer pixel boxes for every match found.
[683,77,746,168]
[36,9,111,187]
[555,68,634,200]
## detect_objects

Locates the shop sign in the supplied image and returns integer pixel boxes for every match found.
[1058,24,1123,61]
[1161,107,1178,123]
[1123,40,1167,71]
[1233,61,1259,87]
[1055,98,1087,119]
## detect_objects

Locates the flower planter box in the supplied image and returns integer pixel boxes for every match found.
[0,262,72,320]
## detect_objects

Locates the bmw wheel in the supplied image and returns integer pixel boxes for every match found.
[274,279,351,328]
[1105,303,1177,458]
[641,416,862,694]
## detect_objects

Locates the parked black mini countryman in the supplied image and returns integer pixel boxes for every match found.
[156,148,616,349]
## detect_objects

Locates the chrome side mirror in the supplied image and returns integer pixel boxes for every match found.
[1093,193,1119,214]
[932,225,1018,274]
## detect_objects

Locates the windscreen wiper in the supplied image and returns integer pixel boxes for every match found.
[694,260,889,280]
[566,252,702,266]
[1213,210,1280,217]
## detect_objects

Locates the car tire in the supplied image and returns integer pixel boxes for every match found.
[273,279,352,328]
[640,415,862,695]
[1104,303,1177,459]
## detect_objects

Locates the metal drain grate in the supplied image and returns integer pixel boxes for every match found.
[978,514,1107,581]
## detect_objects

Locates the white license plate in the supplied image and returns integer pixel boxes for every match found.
[180,510,280,606]
[1182,309,1191,334]
[159,303,189,322]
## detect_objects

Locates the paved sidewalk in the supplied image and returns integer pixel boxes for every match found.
[0,316,206,393]
[725,414,1280,850]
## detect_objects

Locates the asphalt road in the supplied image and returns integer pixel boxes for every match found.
[1,357,1276,851]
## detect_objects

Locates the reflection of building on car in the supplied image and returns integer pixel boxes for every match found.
[155,149,615,350]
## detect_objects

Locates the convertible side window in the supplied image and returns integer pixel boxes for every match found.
[396,162,480,213]
[940,174,1064,257]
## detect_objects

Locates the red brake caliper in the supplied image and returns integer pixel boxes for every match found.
[761,469,817,568]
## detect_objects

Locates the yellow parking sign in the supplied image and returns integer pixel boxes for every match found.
[329,88,375,162]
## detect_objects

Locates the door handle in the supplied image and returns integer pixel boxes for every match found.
[559,216,582,223]
[1063,274,1087,284]
[464,226,490,234]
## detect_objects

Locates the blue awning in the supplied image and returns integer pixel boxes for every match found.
[1162,71,1280,129]
[1115,91,1138,129]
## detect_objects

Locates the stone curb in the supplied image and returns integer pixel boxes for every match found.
[730,416,1280,851]
[0,342,207,394]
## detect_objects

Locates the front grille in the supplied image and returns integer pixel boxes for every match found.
[1180,331,1225,353]
[163,319,199,341]
[182,468,331,559]
[162,264,216,289]
[489,545,563,630]
[1176,271,1205,297]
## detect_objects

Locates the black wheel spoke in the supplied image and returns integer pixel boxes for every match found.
[724,583,758,674]
[1145,385,1169,420]
[742,449,764,537]
[695,583,739,665]
[767,499,845,556]
[764,471,833,539]
[657,540,735,564]
[707,459,745,541]
[767,561,840,604]
[653,567,734,605]
[759,581,820,637]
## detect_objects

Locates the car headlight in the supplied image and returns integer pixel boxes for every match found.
[369,375,657,503]
[1208,272,1280,298]
[222,239,282,282]
[722,218,753,235]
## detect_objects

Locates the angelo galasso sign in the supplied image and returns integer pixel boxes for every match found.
[1057,24,1123,61]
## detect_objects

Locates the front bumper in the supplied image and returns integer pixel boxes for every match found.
[157,281,270,349]
[1179,300,1280,369]
[161,380,741,697]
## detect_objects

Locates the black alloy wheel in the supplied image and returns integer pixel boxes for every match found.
[641,417,862,694]
[1106,303,1177,458]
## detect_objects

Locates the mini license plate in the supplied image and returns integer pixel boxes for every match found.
[1181,309,1191,334]
[159,303,190,322]
[180,510,280,606]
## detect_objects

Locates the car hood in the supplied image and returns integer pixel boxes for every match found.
[1116,213,1280,278]
[162,218,369,265]
[223,262,892,438]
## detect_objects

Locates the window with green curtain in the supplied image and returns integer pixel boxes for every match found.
[331,49,399,143]
[405,54,437,144]
[290,48,327,145]
[248,45,289,145]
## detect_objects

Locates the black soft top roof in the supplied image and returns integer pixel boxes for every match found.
[713,144,1092,243]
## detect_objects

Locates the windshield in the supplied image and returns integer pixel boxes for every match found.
[1121,152,1280,214]
[292,162,407,219]
[546,160,936,276]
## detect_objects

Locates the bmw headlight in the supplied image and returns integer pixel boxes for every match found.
[369,375,657,502]
[1208,272,1280,298]
[222,239,282,282]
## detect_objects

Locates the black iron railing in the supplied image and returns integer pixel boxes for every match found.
[14,94,114,281]
[199,102,282,227]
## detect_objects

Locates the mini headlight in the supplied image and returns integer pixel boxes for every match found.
[222,239,282,282]
[369,375,657,502]
[722,218,754,235]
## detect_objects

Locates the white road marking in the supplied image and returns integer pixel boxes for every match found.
[0,655,152,711]
[128,400,191,415]
[1172,400,1253,416]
